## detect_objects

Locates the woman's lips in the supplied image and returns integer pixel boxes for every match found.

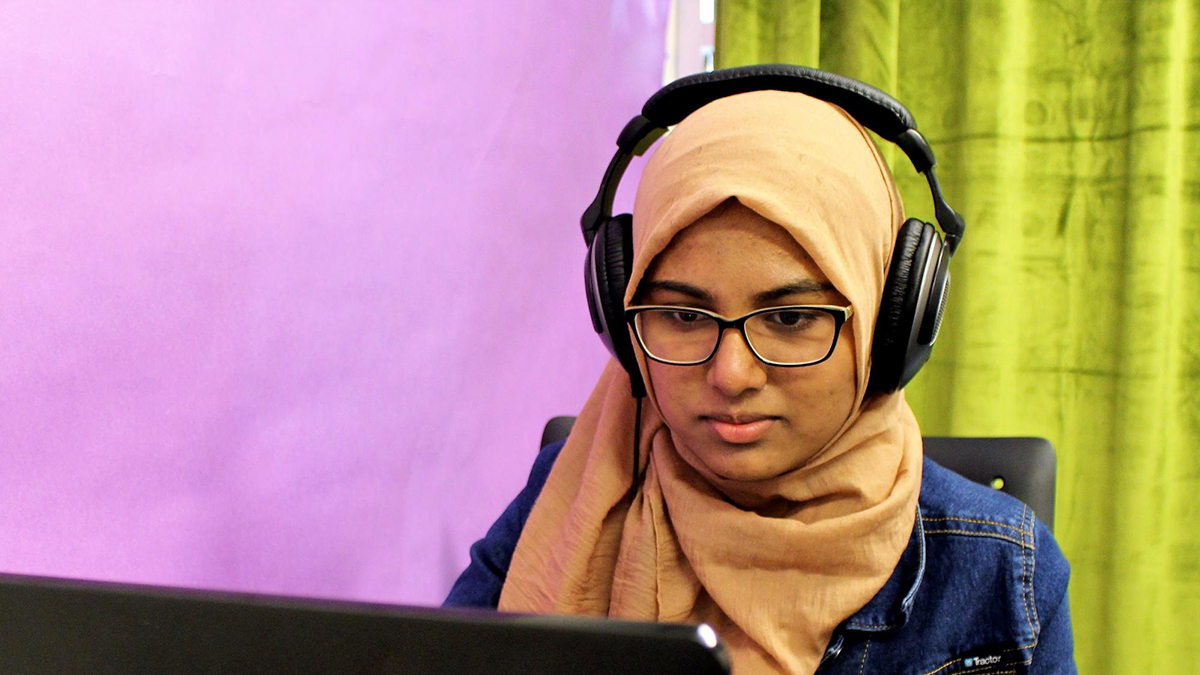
[704,416,776,444]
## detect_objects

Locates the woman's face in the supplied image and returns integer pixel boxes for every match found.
[635,201,858,481]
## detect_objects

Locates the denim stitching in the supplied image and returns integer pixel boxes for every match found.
[921,529,1030,548]
[1023,505,1040,631]
[858,640,870,675]
[920,516,1031,536]
[1018,505,1033,638]
[912,658,960,672]
[1021,505,1033,637]
[915,658,960,675]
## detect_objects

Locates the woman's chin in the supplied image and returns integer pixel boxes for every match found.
[687,441,798,482]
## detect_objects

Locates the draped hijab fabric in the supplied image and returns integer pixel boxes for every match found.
[499,91,923,675]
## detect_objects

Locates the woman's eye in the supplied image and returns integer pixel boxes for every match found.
[669,311,702,324]
[767,310,816,329]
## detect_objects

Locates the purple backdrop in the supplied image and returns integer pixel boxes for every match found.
[0,0,667,605]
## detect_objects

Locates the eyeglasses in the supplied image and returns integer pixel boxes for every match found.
[625,304,854,367]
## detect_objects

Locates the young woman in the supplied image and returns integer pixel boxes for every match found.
[445,69,1075,675]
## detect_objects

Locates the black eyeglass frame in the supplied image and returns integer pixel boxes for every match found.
[624,304,855,368]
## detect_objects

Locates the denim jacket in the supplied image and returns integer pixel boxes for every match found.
[445,441,1076,675]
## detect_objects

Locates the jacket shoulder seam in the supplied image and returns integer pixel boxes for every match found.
[921,528,1032,549]
[920,516,1031,536]
[1020,505,1040,635]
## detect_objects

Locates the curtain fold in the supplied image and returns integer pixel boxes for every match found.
[717,1,1198,673]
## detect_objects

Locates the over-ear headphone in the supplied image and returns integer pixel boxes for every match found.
[581,64,966,398]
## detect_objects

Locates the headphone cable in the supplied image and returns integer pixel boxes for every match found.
[630,394,645,501]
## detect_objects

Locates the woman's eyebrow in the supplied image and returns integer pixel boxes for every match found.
[639,280,714,303]
[640,279,835,305]
[754,280,836,304]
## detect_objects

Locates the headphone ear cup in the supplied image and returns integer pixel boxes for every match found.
[585,214,646,397]
[902,237,949,385]
[869,219,933,394]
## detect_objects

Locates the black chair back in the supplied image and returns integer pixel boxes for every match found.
[540,416,1055,530]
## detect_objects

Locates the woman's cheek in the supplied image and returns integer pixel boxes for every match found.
[647,363,695,427]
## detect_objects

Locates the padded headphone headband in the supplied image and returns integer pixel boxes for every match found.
[644,64,915,140]
[581,64,965,253]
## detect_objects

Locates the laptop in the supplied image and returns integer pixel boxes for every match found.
[0,572,731,675]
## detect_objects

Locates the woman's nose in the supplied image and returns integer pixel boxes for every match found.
[706,328,767,396]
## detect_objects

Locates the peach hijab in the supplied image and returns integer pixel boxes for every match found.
[498,91,923,675]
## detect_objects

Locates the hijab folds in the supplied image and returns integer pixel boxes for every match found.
[498,91,924,675]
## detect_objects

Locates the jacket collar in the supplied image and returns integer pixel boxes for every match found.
[839,504,926,634]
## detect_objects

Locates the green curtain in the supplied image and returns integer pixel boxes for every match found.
[717,1,1198,673]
